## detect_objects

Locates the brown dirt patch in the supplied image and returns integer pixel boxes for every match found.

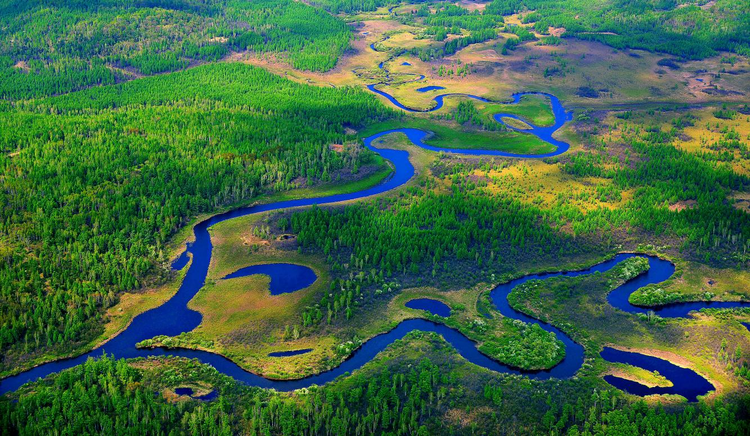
[668,200,697,212]
[444,406,494,427]
[455,0,488,12]
[548,27,566,37]
[12,60,29,72]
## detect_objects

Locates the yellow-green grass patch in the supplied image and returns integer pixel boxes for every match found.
[500,116,533,130]
[605,362,674,388]
[480,161,634,213]
[657,258,750,303]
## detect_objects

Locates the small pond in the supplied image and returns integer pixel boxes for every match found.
[175,387,218,401]
[222,263,317,295]
[405,298,451,317]
[416,85,445,93]
[269,349,313,357]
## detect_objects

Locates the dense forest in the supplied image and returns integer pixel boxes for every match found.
[0,63,393,375]
[291,181,587,282]
[1,351,747,435]
[288,117,748,292]
[0,0,351,99]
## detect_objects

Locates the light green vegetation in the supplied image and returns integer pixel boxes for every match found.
[479,94,556,127]
[391,286,565,370]
[500,116,533,130]
[607,362,674,389]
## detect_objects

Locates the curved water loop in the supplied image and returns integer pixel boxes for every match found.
[222,263,317,295]
[601,347,714,402]
[2,86,744,402]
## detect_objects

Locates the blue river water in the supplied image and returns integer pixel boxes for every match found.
[171,246,191,270]
[601,347,714,402]
[1,85,745,402]
[405,298,452,317]
[222,263,317,295]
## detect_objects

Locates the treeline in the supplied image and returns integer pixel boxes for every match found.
[1,353,748,435]
[313,0,396,14]
[0,0,352,99]
[485,0,750,59]
[432,100,507,131]
[404,4,505,61]
[414,29,498,61]
[0,63,393,374]
[421,4,504,33]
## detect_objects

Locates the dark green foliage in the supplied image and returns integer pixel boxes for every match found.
[312,0,395,14]
[399,4,505,61]
[452,100,504,131]
[2,353,748,435]
[576,86,599,98]
[290,179,586,283]
[414,29,499,61]
[1,355,238,435]
[657,58,682,70]
[0,0,352,99]
[0,63,392,372]
[421,4,504,32]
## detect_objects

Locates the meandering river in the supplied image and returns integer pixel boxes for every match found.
[1,86,745,402]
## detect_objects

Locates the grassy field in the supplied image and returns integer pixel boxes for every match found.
[479,94,556,127]
[632,258,750,306]
[189,249,339,379]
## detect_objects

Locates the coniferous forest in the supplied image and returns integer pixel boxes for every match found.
[1,0,749,435]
